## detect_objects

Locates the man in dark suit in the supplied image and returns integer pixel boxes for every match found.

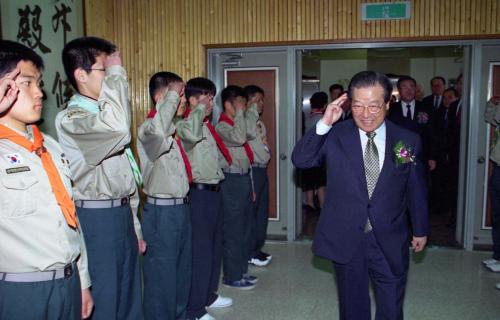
[388,75,437,171]
[292,71,428,320]
[422,76,446,111]
[431,88,459,215]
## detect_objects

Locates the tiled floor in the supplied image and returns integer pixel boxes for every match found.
[209,242,500,320]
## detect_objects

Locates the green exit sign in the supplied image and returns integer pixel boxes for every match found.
[361,2,411,20]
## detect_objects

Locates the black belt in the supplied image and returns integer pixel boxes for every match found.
[191,183,220,192]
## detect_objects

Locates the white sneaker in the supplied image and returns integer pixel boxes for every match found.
[248,256,271,267]
[207,295,233,309]
[482,258,499,265]
[486,262,500,272]
[196,313,216,320]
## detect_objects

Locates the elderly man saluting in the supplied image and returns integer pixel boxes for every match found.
[292,71,428,320]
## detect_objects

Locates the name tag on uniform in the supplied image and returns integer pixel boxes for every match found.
[6,166,31,174]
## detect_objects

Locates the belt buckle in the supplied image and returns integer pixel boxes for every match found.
[64,264,73,278]
[121,197,128,206]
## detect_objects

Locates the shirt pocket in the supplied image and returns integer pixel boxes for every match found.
[0,173,39,218]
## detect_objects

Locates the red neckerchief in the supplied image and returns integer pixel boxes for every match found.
[147,109,193,183]
[183,107,233,166]
[218,112,254,164]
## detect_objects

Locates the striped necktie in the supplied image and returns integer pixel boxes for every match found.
[363,131,379,232]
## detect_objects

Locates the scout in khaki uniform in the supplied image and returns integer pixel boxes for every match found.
[0,40,93,319]
[215,85,257,289]
[176,78,231,320]
[137,71,192,320]
[244,85,273,267]
[55,37,143,320]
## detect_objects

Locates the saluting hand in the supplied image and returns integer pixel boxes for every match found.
[199,94,213,116]
[0,67,20,113]
[104,51,122,68]
[168,81,184,96]
[321,93,348,126]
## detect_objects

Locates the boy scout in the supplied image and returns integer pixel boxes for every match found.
[215,85,257,289]
[55,37,143,320]
[137,71,191,320]
[0,40,93,319]
[176,78,231,320]
[244,85,272,267]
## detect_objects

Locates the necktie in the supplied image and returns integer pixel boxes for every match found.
[0,124,78,228]
[405,104,412,119]
[364,131,380,232]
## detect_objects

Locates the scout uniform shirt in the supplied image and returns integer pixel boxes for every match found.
[176,103,225,184]
[216,109,252,172]
[55,65,142,240]
[246,103,271,166]
[0,125,91,289]
[137,91,190,198]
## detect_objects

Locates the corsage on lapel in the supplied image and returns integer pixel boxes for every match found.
[393,140,416,166]
[416,111,429,124]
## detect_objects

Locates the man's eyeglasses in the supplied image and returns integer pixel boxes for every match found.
[351,104,385,114]
[89,68,106,72]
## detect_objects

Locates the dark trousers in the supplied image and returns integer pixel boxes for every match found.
[0,265,81,320]
[142,202,192,320]
[78,205,142,320]
[334,232,407,320]
[221,173,253,281]
[247,167,270,259]
[186,187,223,320]
[430,158,453,214]
[491,165,500,260]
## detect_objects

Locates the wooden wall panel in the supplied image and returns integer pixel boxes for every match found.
[84,0,500,134]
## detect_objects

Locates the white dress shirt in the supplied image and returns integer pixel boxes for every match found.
[400,100,415,119]
[316,120,386,171]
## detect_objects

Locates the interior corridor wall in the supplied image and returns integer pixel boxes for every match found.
[84,0,500,138]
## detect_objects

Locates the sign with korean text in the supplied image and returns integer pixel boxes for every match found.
[361,2,411,21]
[1,0,84,138]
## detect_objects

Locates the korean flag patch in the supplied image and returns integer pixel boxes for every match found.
[5,153,22,164]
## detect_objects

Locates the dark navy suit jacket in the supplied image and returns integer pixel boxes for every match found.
[388,101,436,161]
[292,119,428,276]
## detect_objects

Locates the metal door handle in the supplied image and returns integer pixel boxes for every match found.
[279,153,287,160]
[478,156,485,164]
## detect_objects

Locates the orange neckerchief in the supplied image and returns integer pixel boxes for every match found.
[0,124,78,228]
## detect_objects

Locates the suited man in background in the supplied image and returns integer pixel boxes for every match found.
[388,75,437,171]
[292,71,428,320]
[422,76,446,111]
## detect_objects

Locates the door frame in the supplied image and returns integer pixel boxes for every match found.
[224,66,281,222]
[208,47,298,241]
[207,39,499,248]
